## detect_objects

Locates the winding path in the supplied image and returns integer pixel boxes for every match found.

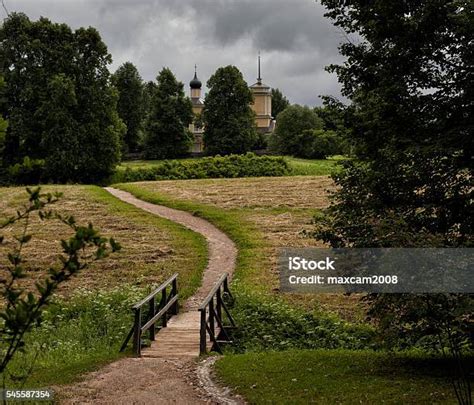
[59,188,240,404]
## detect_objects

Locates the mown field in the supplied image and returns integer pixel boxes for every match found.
[116,176,364,321]
[0,185,207,386]
[0,186,206,298]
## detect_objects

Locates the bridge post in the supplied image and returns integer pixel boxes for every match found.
[209,297,215,336]
[172,278,178,315]
[132,307,142,356]
[216,285,222,322]
[199,308,207,354]
[162,288,168,328]
[149,296,156,341]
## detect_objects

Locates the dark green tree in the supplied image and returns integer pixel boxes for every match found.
[112,62,144,153]
[39,74,79,182]
[270,104,323,156]
[144,68,193,159]
[0,75,7,167]
[271,88,290,119]
[142,81,158,126]
[203,66,257,155]
[0,13,123,183]
[316,1,473,400]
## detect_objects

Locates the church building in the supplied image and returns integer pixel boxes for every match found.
[188,56,274,153]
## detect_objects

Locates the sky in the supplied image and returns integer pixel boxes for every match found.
[3,0,349,106]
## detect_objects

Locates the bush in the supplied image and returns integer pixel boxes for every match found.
[110,153,290,183]
[228,287,376,353]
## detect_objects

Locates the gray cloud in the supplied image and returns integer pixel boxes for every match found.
[4,0,347,105]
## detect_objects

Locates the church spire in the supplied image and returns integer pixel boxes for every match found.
[257,52,262,85]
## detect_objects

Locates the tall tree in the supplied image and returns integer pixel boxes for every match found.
[271,88,290,119]
[142,81,157,125]
[144,68,193,159]
[203,65,257,155]
[0,13,123,183]
[112,62,144,153]
[316,0,473,390]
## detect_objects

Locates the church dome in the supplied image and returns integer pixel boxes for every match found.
[190,72,202,89]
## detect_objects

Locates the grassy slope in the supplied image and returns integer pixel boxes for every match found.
[215,350,460,404]
[0,185,208,387]
[115,178,364,321]
[0,186,207,299]
[114,182,267,293]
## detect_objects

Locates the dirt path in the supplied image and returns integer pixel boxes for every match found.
[57,187,239,404]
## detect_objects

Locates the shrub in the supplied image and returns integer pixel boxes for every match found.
[110,153,290,184]
[228,287,376,353]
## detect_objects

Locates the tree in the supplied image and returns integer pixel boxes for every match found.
[271,88,290,119]
[314,96,353,155]
[0,13,123,183]
[142,81,157,126]
[316,1,473,401]
[144,68,193,159]
[203,66,257,155]
[112,62,144,153]
[0,75,7,170]
[0,187,120,380]
[270,104,323,156]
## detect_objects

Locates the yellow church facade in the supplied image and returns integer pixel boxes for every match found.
[188,59,274,153]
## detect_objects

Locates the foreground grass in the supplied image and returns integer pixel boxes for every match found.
[215,350,463,404]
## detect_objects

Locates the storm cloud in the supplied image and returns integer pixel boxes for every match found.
[3,0,348,105]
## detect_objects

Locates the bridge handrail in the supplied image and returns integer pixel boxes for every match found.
[132,273,178,310]
[120,273,179,356]
[198,273,235,354]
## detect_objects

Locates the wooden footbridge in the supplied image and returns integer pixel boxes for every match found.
[120,272,236,358]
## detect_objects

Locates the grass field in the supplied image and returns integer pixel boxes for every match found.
[115,177,364,322]
[119,156,343,177]
[0,185,208,387]
[215,350,463,404]
[0,186,206,299]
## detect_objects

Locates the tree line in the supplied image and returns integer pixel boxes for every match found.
[0,13,348,185]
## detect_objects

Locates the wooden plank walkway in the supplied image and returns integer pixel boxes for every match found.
[142,312,214,358]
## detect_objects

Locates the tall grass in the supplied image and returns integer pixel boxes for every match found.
[5,285,146,387]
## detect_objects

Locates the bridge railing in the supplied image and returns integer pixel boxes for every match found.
[198,273,236,355]
[120,273,179,356]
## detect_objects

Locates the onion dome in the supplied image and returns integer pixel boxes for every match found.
[190,67,202,89]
